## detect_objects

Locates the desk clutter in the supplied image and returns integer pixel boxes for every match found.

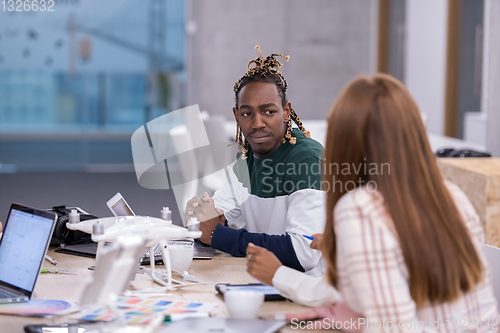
[0,201,296,333]
[74,297,218,325]
[0,299,76,317]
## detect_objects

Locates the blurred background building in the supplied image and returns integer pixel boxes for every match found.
[0,0,499,219]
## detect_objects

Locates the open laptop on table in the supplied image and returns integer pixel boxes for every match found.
[0,204,57,304]
[106,192,215,260]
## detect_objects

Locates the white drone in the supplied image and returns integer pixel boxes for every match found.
[66,210,201,286]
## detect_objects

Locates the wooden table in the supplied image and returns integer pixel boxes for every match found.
[0,248,312,332]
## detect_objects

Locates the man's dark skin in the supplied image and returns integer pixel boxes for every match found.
[185,81,292,245]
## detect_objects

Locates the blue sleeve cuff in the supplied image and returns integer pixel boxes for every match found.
[210,224,304,272]
[210,224,243,255]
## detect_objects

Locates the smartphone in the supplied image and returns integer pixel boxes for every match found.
[215,283,287,301]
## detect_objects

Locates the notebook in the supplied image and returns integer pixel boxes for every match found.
[0,204,57,304]
[106,192,215,260]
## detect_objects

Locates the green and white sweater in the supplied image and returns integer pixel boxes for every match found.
[212,129,325,275]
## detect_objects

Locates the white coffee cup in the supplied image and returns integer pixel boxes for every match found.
[167,240,194,271]
[224,290,265,319]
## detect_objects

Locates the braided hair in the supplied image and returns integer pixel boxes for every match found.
[231,45,310,159]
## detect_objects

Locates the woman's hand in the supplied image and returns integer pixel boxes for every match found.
[246,243,283,286]
[285,301,363,332]
[310,233,323,250]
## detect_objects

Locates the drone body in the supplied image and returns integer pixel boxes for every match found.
[67,215,202,286]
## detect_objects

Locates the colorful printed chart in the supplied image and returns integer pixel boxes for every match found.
[74,297,218,325]
[0,299,76,317]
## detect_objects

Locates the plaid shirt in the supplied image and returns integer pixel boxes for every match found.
[335,181,498,332]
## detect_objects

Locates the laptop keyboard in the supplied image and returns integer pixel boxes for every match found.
[0,288,19,299]
[144,244,162,257]
[146,242,195,257]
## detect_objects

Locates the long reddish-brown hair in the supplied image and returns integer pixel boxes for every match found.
[322,74,482,307]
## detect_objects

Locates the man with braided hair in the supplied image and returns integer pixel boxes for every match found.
[185,46,325,276]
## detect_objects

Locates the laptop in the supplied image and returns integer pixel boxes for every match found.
[0,204,57,304]
[106,192,215,260]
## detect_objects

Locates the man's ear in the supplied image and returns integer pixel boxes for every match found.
[232,107,239,123]
[283,102,291,122]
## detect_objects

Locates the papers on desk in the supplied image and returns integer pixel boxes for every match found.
[73,297,218,325]
[0,299,77,317]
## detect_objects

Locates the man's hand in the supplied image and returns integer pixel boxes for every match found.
[198,211,224,245]
[184,192,225,245]
[310,233,323,250]
[246,243,283,286]
[184,192,219,222]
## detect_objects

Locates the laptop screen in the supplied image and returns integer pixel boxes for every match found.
[0,208,55,292]
[111,199,134,216]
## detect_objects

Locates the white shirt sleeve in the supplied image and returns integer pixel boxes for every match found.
[212,179,246,229]
[286,188,326,273]
[272,265,342,307]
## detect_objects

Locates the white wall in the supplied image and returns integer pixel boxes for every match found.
[187,0,375,120]
[405,0,448,135]
[482,0,500,157]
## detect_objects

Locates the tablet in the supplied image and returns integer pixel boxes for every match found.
[215,283,287,301]
[106,192,135,217]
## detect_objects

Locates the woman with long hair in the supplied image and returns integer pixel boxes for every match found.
[246,74,498,331]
